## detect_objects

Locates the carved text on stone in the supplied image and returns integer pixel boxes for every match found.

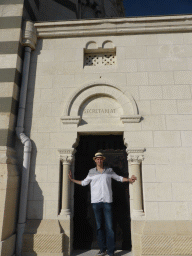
[83,109,116,114]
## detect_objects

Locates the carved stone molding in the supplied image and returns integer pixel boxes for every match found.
[22,21,37,50]
[35,15,192,39]
[58,148,76,165]
[64,83,138,117]
[120,115,142,123]
[61,116,81,125]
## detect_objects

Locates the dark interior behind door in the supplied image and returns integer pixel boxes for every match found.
[73,135,131,250]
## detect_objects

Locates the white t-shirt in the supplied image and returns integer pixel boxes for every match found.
[81,167,123,203]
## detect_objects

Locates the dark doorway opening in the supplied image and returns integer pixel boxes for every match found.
[73,135,131,251]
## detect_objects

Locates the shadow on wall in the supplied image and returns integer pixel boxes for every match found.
[24,37,44,222]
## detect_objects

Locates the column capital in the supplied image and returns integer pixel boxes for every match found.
[128,154,144,164]
[22,21,37,50]
[58,148,76,165]
[127,148,145,164]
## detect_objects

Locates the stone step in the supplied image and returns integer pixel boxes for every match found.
[71,250,132,256]
[22,250,132,256]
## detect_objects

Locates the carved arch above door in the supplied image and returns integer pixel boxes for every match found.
[61,80,142,126]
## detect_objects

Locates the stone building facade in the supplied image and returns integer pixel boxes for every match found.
[0,1,192,256]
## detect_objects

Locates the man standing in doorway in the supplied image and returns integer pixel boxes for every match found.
[69,152,137,256]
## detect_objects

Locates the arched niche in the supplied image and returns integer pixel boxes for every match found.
[61,82,141,126]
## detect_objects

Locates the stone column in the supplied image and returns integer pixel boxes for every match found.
[59,149,76,218]
[128,149,145,216]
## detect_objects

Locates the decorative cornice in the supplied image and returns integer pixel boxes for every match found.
[35,15,192,39]
[120,115,141,123]
[22,21,37,50]
[61,116,81,125]
[58,148,76,164]
[128,154,144,164]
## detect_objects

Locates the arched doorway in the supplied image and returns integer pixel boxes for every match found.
[73,135,131,251]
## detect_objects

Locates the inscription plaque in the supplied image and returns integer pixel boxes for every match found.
[79,95,123,125]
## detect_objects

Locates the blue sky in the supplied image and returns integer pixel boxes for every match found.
[123,0,192,17]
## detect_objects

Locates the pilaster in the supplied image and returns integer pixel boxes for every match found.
[127,148,145,218]
[58,149,76,219]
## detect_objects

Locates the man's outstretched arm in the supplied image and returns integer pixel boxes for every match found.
[111,170,137,184]
[69,170,92,186]
[123,175,137,184]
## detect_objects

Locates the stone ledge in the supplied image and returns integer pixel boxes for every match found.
[61,116,81,125]
[35,15,192,38]
[120,115,142,123]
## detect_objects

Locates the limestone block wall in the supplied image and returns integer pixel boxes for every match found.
[20,17,192,255]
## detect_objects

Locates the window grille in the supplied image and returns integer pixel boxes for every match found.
[84,52,116,66]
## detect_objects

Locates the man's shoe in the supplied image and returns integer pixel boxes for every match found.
[97,251,107,256]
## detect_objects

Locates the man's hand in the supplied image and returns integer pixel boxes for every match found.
[129,175,137,184]
[68,171,82,185]
[68,170,73,181]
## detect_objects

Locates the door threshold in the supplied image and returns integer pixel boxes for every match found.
[71,250,132,256]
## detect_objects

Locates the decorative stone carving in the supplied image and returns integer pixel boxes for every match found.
[128,154,144,164]
[59,148,76,164]
[60,156,73,165]
[22,21,37,50]
[84,52,116,66]
[84,40,116,66]
[127,148,145,164]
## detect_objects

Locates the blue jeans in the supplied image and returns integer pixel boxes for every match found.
[92,203,115,255]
